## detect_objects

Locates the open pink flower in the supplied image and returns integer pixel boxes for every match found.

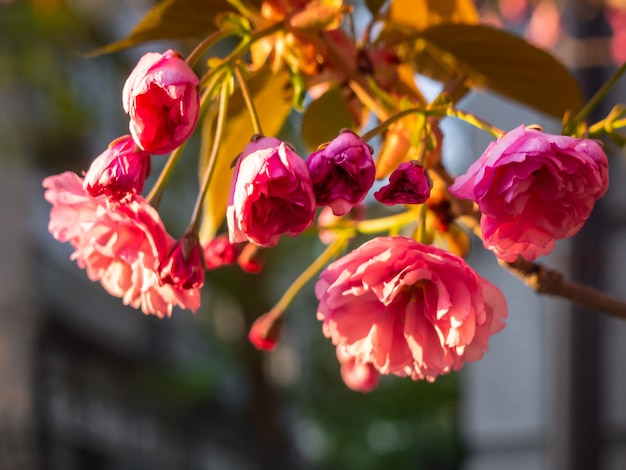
[316,236,507,382]
[123,50,199,154]
[43,171,200,317]
[227,136,316,247]
[449,125,609,262]
[83,135,151,203]
[306,130,375,216]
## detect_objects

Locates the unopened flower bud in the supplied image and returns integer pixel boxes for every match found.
[374,161,432,206]
[237,243,263,274]
[123,49,200,155]
[203,234,239,270]
[159,232,205,289]
[227,136,316,247]
[83,135,151,203]
[306,130,375,216]
[249,312,283,351]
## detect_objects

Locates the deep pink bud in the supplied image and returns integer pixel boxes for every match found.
[374,161,432,205]
[123,50,200,155]
[159,232,205,289]
[83,135,151,203]
[248,313,283,351]
[237,243,263,274]
[227,136,316,247]
[203,234,240,270]
[306,130,376,216]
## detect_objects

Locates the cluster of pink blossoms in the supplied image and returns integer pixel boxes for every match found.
[238,126,607,392]
[43,46,610,392]
[44,50,203,317]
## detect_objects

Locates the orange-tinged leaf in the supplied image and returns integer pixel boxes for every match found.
[198,67,292,242]
[409,23,583,117]
[287,0,345,31]
[88,0,259,55]
[376,116,422,179]
[388,0,478,31]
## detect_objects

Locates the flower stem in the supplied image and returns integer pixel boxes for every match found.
[587,105,626,137]
[145,83,222,207]
[186,29,236,67]
[354,210,417,234]
[199,22,283,87]
[268,235,349,320]
[444,107,503,138]
[360,105,503,143]
[572,61,626,128]
[188,80,231,232]
[360,107,426,143]
[417,200,428,243]
[146,143,186,208]
[226,0,259,18]
[234,62,264,135]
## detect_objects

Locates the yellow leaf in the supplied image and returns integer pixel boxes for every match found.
[388,0,478,31]
[198,67,293,242]
[88,0,254,55]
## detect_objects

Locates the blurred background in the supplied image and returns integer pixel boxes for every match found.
[0,0,626,469]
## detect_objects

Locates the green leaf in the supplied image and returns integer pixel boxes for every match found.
[88,0,244,55]
[198,67,293,242]
[301,86,356,150]
[409,23,583,117]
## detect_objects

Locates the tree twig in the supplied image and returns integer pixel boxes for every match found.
[500,257,626,320]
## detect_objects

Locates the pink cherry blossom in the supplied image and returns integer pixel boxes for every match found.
[316,236,507,382]
[374,160,432,205]
[306,130,375,216]
[123,50,199,155]
[449,125,609,262]
[43,172,201,317]
[83,135,151,203]
[227,136,316,247]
